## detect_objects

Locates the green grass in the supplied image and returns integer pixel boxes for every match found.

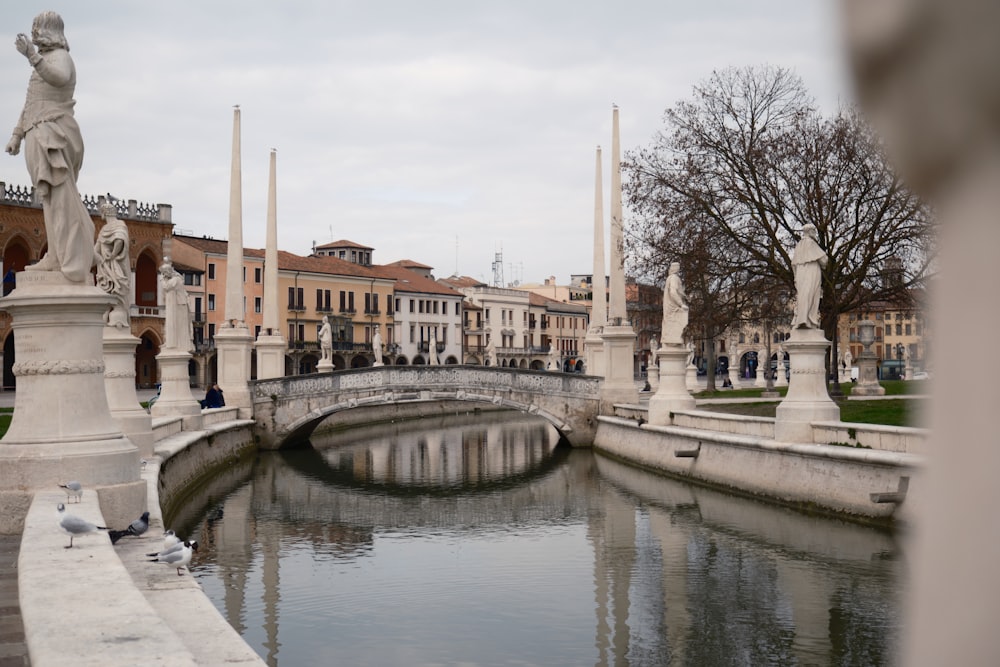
[701,397,925,427]
[695,379,929,400]
[0,413,11,439]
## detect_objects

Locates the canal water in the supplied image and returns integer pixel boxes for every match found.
[168,413,903,666]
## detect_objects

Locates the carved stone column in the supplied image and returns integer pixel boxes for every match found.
[774,328,840,442]
[648,345,696,425]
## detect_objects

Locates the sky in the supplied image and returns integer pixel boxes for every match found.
[0,1,852,286]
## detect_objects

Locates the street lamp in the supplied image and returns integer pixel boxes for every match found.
[896,343,905,380]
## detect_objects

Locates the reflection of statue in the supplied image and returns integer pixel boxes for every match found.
[372,328,383,365]
[486,337,498,366]
[6,12,95,282]
[791,225,828,329]
[159,262,192,352]
[95,201,130,328]
[319,316,332,362]
[661,262,689,344]
[427,333,438,365]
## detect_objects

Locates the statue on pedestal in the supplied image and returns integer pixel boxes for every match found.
[159,261,193,352]
[790,225,828,329]
[486,337,498,367]
[95,201,130,328]
[372,328,383,365]
[661,262,688,344]
[427,333,439,365]
[319,316,333,362]
[5,12,95,283]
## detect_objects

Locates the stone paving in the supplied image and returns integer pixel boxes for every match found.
[0,535,28,667]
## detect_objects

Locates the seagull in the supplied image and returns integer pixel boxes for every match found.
[146,530,182,557]
[108,511,150,544]
[58,481,83,503]
[149,540,198,575]
[57,503,107,549]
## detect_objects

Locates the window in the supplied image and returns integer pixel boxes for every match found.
[364,293,372,314]
[456,302,461,316]
[208,323,215,341]
[348,292,355,312]
[254,297,262,313]
[243,266,247,282]
[207,263,216,280]
[287,287,304,310]
[208,294,216,311]
[419,300,424,314]
[433,301,438,315]
[339,291,346,312]
[254,325,261,338]
[905,324,912,336]
[410,324,416,343]
[183,273,202,286]
[254,267,262,283]
[896,324,902,336]
[194,297,203,321]
[485,308,491,322]
[409,299,415,313]
[373,294,379,313]
[395,299,401,314]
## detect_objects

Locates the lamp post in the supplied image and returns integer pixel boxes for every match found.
[896,342,905,380]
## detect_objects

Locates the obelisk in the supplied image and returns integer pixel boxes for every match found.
[214,106,254,415]
[600,104,639,410]
[255,149,286,379]
[583,146,606,377]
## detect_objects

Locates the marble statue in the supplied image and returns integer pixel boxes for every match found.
[5,12,95,283]
[427,333,439,365]
[486,337,498,367]
[686,341,695,367]
[649,335,659,356]
[844,349,853,368]
[790,225,828,329]
[372,328,383,365]
[661,262,689,344]
[319,316,333,362]
[94,201,130,328]
[159,261,192,352]
[547,347,559,371]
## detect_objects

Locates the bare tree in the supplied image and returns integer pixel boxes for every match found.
[625,65,931,391]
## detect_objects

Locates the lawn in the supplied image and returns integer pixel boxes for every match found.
[695,379,928,400]
[699,395,926,427]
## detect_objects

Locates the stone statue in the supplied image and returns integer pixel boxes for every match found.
[790,224,828,329]
[661,262,689,344]
[648,335,659,357]
[686,341,695,367]
[319,315,333,362]
[486,337,498,367]
[427,333,439,365]
[844,349,853,368]
[159,261,192,352]
[372,328,383,365]
[5,12,95,283]
[547,347,559,371]
[94,201,130,328]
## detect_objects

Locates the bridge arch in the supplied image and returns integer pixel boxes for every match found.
[253,365,601,450]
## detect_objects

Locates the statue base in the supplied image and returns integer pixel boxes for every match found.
[686,363,700,392]
[647,364,659,392]
[0,271,143,532]
[774,328,841,442]
[852,353,885,396]
[583,328,606,378]
[599,323,638,412]
[317,359,334,373]
[254,333,287,380]
[151,349,203,430]
[103,326,154,457]
[215,323,253,418]
[648,346,696,425]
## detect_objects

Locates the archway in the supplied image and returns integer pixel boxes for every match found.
[136,331,160,388]
[444,356,459,365]
[2,236,31,296]
[351,355,369,368]
[412,356,426,365]
[395,356,409,365]
[135,252,158,310]
[518,359,528,369]
[2,332,14,390]
[299,354,319,375]
[529,359,545,371]
[332,354,346,370]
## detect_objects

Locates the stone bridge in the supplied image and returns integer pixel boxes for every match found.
[252,365,602,448]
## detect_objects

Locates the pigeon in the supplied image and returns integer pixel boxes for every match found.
[108,511,150,544]
[58,481,83,503]
[146,531,182,558]
[57,503,107,549]
[149,540,198,576]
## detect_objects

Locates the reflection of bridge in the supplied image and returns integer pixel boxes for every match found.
[252,365,602,449]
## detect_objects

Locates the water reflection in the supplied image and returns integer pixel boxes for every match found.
[173,414,902,666]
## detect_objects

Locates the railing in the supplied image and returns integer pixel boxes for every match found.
[0,181,172,222]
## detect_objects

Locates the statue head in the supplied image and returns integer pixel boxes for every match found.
[800,224,818,240]
[669,262,680,275]
[31,11,69,51]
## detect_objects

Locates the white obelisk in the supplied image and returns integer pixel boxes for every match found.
[255,149,286,379]
[583,145,606,377]
[600,104,638,410]
[214,106,254,415]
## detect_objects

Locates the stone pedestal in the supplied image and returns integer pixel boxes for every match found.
[0,272,143,532]
[647,361,659,393]
[583,329,605,378]
[215,323,253,418]
[754,350,768,387]
[686,362,700,392]
[317,358,334,373]
[853,353,885,396]
[648,346,696,425]
[103,327,154,457]
[774,328,841,442]
[151,349,203,429]
[255,333,287,380]
[599,323,638,411]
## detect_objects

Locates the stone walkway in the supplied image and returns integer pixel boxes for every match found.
[0,535,28,667]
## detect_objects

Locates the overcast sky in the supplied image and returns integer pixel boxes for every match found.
[0,1,851,285]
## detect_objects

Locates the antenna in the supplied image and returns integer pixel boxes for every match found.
[492,245,504,288]
[454,235,459,276]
